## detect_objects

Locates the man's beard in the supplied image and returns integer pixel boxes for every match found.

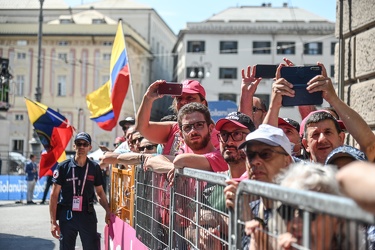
[223,146,246,164]
[185,132,211,151]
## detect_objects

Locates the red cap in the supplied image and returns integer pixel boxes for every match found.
[181,80,206,98]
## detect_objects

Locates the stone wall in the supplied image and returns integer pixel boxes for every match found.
[336,0,375,133]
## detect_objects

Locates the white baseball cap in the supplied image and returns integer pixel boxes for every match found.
[239,124,293,156]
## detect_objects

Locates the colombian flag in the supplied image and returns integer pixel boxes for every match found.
[86,21,130,131]
[25,98,74,178]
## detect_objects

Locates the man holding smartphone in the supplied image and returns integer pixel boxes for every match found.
[136,79,219,156]
[269,62,375,163]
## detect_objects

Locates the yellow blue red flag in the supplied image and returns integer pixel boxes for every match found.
[25,98,74,178]
[86,21,130,131]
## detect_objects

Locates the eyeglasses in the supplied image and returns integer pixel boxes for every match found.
[139,144,158,151]
[76,142,90,147]
[252,107,265,113]
[180,121,206,133]
[246,148,288,161]
[217,131,248,143]
[278,204,317,222]
[131,137,144,145]
[122,126,129,131]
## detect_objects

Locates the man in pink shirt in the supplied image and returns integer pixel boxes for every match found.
[136,79,220,156]
[144,102,227,175]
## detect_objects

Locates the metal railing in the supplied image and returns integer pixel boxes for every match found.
[110,167,375,250]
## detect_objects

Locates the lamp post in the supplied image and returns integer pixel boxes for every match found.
[189,56,211,83]
[35,0,44,102]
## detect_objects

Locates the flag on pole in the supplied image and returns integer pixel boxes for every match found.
[86,21,130,131]
[25,98,74,178]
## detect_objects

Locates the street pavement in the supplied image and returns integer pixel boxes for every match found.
[0,200,107,249]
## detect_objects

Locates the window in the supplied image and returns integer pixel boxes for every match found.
[304,42,322,55]
[330,65,335,78]
[12,139,24,153]
[15,75,24,96]
[17,53,26,59]
[253,41,271,54]
[103,53,111,60]
[58,53,67,61]
[277,42,295,55]
[103,41,113,46]
[100,141,109,147]
[17,40,28,46]
[220,41,238,54]
[219,68,237,79]
[219,93,237,103]
[15,114,24,121]
[58,41,69,46]
[57,75,66,96]
[187,41,205,53]
[187,67,205,79]
[60,18,73,24]
[92,19,105,24]
[331,42,336,55]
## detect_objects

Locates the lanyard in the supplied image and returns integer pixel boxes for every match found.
[72,163,89,196]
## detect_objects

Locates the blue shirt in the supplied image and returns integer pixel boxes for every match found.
[25,161,37,181]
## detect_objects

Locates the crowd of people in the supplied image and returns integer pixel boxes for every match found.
[47,58,375,249]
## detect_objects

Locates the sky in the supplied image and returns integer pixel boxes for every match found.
[65,0,337,34]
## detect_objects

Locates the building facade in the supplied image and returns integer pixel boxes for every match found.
[173,4,337,121]
[0,0,176,171]
[335,0,375,145]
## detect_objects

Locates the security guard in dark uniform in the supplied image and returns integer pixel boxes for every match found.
[49,132,110,250]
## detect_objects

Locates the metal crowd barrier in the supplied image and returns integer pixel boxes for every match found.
[234,180,375,250]
[110,166,375,250]
[171,168,232,250]
[134,166,171,250]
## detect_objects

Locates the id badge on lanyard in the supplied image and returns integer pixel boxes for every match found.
[72,196,83,211]
[72,163,89,212]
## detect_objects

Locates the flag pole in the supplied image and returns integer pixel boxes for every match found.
[119,19,137,117]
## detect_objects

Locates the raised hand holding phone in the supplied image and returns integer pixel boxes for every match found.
[280,65,323,106]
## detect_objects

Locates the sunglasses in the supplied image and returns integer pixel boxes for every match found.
[180,121,206,133]
[277,204,317,222]
[139,144,157,151]
[252,107,265,113]
[122,126,130,131]
[76,142,90,147]
[131,137,144,145]
[217,131,248,143]
[246,148,288,161]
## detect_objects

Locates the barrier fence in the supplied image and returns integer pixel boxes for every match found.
[110,166,375,250]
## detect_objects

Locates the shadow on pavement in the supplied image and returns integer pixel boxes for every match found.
[0,233,56,249]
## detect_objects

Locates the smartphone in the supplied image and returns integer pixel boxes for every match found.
[255,64,278,78]
[280,65,323,106]
[158,82,183,96]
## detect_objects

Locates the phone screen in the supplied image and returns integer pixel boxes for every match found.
[255,64,278,78]
[158,82,183,96]
[281,66,323,106]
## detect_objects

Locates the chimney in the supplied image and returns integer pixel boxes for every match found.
[283,2,288,7]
